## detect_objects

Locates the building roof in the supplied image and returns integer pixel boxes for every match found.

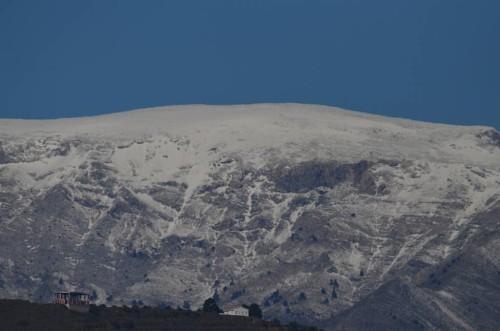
[52,291,89,296]
[224,306,248,311]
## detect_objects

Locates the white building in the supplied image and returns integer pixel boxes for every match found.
[222,306,249,317]
[51,291,90,313]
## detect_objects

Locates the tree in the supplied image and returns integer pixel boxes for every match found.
[182,300,191,310]
[202,298,223,314]
[247,303,262,318]
[90,290,98,301]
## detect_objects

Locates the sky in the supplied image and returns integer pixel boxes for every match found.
[0,0,499,129]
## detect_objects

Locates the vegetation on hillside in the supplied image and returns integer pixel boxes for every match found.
[0,299,323,331]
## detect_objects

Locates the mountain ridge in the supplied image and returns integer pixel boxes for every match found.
[0,103,496,136]
[0,103,498,330]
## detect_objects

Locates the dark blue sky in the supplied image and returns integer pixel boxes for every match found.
[1,0,499,129]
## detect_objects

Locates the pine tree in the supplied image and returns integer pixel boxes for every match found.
[202,298,223,314]
[248,303,262,318]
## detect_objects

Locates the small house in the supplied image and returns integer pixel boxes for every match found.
[51,291,90,313]
[222,306,249,317]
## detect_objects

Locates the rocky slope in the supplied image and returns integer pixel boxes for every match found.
[0,104,499,330]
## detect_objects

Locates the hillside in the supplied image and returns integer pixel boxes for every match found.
[0,103,499,330]
[0,299,321,331]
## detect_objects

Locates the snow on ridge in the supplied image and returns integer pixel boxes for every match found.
[0,103,495,134]
[1,103,498,169]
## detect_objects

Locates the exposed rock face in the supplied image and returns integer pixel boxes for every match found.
[273,160,377,194]
[0,104,499,330]
[330,205,500,331]
[476,129,500,148]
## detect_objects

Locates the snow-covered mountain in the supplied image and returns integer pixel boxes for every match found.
[1,104,499,330]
